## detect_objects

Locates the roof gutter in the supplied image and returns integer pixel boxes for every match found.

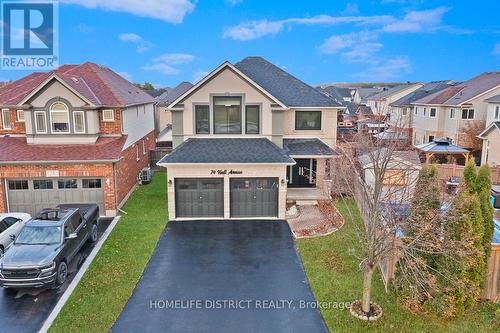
[0,158,121,165]
[157,161,296,168]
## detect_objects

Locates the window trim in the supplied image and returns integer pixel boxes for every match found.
[295,110,322,131]
[16,109,25,122]
[49,102,70,134]
[34,111,47,133]
[245,104,260,134]
[73,110,86,134]
[194,104,210,134]
[212,96,242,134]
[102,109,115,122]
[429,108,437,118]
[461,108,475,120]
[1,109,11,129]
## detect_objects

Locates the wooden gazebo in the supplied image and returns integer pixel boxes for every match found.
[415,138,470,164]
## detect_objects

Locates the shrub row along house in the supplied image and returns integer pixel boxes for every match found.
[0,62,155,216]
[157,57,343,221]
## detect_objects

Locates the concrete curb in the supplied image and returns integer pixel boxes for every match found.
[38,216,121,333]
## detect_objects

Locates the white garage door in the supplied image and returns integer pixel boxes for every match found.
[6,178,105,216]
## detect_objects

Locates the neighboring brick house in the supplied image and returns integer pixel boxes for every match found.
[0,62,155,216]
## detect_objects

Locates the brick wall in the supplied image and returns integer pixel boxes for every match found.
[115,131,155,206]
[0,108,26,135]
[99,109,122,135]
[0,163,116,213]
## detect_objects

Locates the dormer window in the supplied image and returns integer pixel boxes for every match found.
[102,109,115,122]
[50,102,70,133]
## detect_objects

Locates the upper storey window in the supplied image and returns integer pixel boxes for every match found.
[213,96,241,134]
[50,102,70,133]
[295,111,321,130]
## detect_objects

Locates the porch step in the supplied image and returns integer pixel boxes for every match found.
[295,200,318,206]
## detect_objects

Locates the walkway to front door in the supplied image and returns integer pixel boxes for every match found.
[111,220,328,333]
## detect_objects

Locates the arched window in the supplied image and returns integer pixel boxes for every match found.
[50,102,69,133]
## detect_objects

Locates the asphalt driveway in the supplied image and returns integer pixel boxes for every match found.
[112,220,328,333]
[0,218,112,333]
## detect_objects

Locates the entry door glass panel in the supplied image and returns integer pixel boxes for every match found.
[175,179,224,218]
[230,178,278,218]
[288,159,317,188]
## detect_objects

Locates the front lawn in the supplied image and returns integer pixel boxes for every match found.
[297,199,498,333]
[49,173,168,333]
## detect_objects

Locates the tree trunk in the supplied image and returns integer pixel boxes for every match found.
[361,265,375,313]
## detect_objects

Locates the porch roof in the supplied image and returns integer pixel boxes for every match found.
[158,138,295,165]
[283,138,337,157]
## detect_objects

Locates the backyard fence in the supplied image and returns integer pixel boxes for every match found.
[435,165,500,184]
[483,244,500,302]
[150,148,171,170]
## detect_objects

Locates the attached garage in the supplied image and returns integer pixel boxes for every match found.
[175,178,224,218]
[5,178,105,216]
[230,178,279,218]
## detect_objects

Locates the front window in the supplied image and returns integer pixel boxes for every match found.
[450,108,455,119]
[73,111,85,133]
[245,105,259,134]
[213,96,241,134]
[15,225,62,245]
[50,102,70,133]
[495,106,499,119]
[461,109,474,119]
[16,109,25,122]
[2,109,11,129]
[35,111,47,133]
[430,108,436,118]
[295,111,321,130]
[195,105,210,134]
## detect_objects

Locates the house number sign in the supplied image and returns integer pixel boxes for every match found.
[210,169,243,175]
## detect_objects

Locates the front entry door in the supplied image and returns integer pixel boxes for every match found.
[288,159,316,188]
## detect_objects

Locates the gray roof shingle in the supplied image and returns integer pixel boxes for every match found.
[485,93,500,103]
[283,138,337,156]
[390,81,455,107]
[156,81,193,106]
[367,84,420,100]
[158,138,295,164]
[234,57,341,108]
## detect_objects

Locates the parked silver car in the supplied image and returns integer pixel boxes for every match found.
[0,213,31,258]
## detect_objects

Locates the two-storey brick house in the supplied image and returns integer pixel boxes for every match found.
[0,62,155,216]
[158,57,343,221]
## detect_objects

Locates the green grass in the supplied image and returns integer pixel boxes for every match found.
[297,199,499,333]
[49,173,168,333]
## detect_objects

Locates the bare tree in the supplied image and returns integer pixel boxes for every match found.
[330,118,459,318]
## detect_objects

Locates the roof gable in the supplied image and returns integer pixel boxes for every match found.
[478,121,500,138]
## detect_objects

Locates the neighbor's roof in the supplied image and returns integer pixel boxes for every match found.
[478,121,500,139]
[373,130,409,140]
[283,138,337,156]
[359,149,421,167]
[0,136,127,163]
[357,87,382,100]
[0,62,154,107]
[234,57,341,108]
[157,124,173,142]
[390,81,455,107]
[366,84,421,100]
[413,72,500,106]
[156,81,193,106]
[158,138,295,164]
[485,93,500,103]
[415,138,470,154]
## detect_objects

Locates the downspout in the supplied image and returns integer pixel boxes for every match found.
[112,161,118,215]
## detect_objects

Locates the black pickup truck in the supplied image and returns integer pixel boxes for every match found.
[0,204,99,289]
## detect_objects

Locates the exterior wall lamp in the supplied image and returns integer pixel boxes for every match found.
[168,179,173,186]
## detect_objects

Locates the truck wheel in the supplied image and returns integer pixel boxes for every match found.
[89,224,98,243]
[56,261,68,286]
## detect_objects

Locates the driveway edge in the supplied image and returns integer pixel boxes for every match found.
[39,216,122,333]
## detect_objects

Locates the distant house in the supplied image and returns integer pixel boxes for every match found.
[366,83,423,116]
[478,121,500,167]
[388,81,455,130]
[154,81,193,147]
[411,72,500,149]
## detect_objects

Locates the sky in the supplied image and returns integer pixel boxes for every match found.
[1,0,500,88]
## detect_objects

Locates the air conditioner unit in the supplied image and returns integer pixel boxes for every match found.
[139,167,153,185]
